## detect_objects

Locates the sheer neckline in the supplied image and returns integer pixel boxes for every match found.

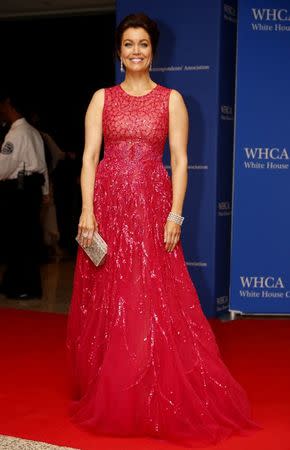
[118,83,159,98]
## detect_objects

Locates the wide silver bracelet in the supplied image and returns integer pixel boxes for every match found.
[167,211,184,226]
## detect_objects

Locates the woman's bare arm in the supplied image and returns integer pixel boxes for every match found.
[81,89,104,212]
[78,88,104,247]
[164,89,189,252]
[168,89,189,215]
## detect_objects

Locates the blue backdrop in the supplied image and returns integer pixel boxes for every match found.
[229,0,290,314]
[116,0,237,317]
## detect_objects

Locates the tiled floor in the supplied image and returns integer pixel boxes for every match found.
[0,435,78,450]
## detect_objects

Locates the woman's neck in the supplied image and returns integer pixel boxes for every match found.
[121,74,156,93]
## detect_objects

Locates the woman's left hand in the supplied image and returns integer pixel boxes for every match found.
[164,220,181,252]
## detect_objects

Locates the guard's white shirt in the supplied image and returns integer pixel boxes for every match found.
[0,117,49,195]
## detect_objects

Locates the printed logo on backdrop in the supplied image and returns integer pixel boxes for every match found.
[221,105,234,121]
[243,146,289,170]
[164,164,208,171]
[251,8,290,32]
[151,65,210,72]
[186,261,208,267]
[218,201,231,216]
[224,4,237,23]
[216,295,229,312]
[239,276,290,299]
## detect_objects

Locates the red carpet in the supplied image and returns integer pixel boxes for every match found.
[0,308,289,450]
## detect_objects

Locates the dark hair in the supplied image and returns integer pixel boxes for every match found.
[115,13,160,60]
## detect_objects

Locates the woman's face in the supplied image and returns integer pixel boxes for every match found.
[119,27,152,73]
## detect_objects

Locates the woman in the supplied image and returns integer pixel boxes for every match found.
[67,13,262,446]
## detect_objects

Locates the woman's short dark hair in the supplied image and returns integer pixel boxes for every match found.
[115,13,160,60]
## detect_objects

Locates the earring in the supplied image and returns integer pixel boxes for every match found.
[149,60,152,71]
[120,59,124,72]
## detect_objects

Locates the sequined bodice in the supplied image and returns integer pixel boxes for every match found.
[102,84,171,164]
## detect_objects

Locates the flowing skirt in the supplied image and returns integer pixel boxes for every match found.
[67,159,262,446]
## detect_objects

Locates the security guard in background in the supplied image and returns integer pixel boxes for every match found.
[0,90,49,299]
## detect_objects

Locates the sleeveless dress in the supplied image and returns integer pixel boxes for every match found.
[66,84,262,446]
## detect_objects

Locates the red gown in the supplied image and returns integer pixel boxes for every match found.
[66,84,262,446]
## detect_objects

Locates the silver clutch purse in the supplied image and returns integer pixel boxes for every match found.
[76,232,108,266]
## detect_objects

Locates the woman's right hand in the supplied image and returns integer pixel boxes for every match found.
[77,209,98,248]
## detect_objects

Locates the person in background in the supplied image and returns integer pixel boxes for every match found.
[29,110,78,260]
[29,111,66,261]
[0,89,49,299]
[29,111,67,175]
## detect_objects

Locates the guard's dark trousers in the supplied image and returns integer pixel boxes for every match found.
[0,173,44,298]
